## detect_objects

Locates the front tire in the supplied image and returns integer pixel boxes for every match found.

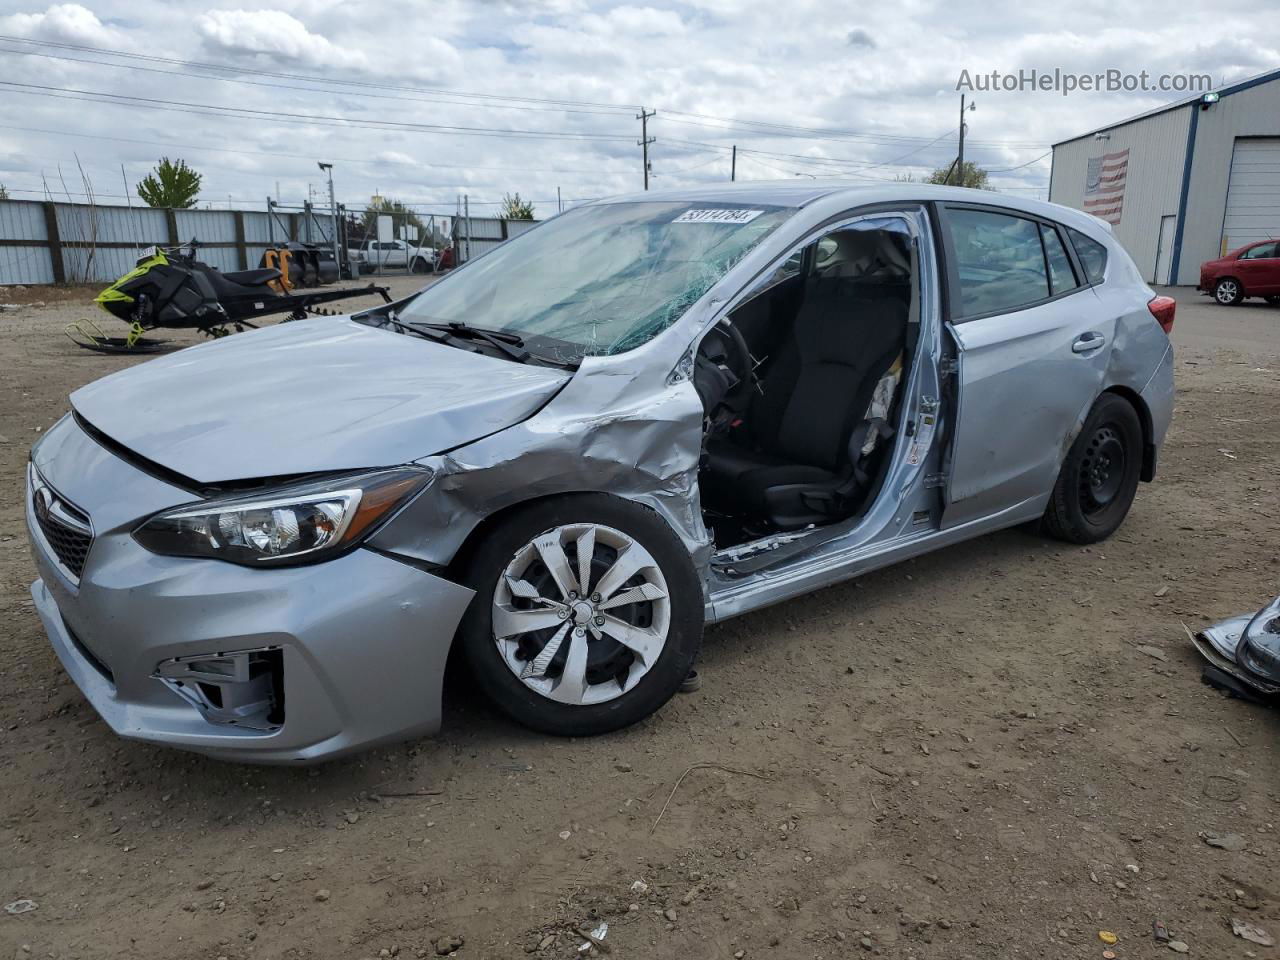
[1215,277,1244,305]
[1041,394,1143,544]
[411,258,429,274]
[457,494,702,736]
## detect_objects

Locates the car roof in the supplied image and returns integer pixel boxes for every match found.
[593,181,1113,239]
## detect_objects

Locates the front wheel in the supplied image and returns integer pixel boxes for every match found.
[1215,277,1244,305]
[1041,394,1143,544]
[411,258,429,274]
[457,495,702,736]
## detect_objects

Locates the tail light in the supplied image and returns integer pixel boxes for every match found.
[1148,295,1176,335]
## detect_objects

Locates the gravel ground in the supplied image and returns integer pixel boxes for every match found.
[0,282,1277,960]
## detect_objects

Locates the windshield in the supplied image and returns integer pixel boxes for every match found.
[398,201,794,361]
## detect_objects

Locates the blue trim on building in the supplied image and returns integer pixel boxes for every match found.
[1167,105,1201,285]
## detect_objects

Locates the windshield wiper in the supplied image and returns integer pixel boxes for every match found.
[410,319,531,363]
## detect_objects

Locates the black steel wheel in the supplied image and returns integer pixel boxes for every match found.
[1041,394,1144,544]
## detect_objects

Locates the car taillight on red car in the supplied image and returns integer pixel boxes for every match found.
[1148,295,1176,335]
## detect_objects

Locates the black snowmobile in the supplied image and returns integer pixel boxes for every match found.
[68,242,391,353]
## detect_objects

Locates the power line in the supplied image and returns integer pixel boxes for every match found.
[0,35,641,113]
[0,123,629,178]
[658,109,1046,149]
[0,43,630,119]
[0,81,634,142]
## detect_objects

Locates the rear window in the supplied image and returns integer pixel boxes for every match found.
[1041,224,1080,295]
[1068,228,1108,284]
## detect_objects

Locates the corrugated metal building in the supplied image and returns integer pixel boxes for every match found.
[1049,68,1280,285]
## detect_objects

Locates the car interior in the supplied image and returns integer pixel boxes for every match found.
[693,222,919,548]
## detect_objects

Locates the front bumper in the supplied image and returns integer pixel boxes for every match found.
[26,418,475,764]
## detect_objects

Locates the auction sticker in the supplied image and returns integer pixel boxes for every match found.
[672,208,765,224]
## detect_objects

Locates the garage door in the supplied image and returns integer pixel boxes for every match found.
[1222,138,1280,251]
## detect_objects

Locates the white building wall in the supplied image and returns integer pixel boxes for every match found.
[1175,78,1280,283]
[1049,106,1191,284]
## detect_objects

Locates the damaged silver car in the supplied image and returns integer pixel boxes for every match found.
[1193,595,1280,700]
[26,183,1176,762]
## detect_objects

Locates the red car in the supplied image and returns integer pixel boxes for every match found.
[1198,240,1280,305]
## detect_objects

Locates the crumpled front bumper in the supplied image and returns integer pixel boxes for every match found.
[26,416,475,764]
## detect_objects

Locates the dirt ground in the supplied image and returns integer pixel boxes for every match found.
[1,281,1277,960]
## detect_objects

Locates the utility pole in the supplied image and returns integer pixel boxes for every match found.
[636,107,656,190]
[731,145,736,182]
[954,95,975,187]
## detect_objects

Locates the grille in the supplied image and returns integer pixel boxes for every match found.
[31,470,94,580]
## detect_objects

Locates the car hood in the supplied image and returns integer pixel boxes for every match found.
[70,317,571,484]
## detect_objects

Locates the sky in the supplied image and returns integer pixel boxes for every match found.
[0,0,1275,219]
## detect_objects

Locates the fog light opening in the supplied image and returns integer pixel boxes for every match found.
[155,648,285,731]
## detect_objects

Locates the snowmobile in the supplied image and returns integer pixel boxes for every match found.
[67,241,392,353]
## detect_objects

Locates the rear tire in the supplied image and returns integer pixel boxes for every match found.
[1215,277,1244,305]
[1041,394,1143,544]
[456,494,702,736]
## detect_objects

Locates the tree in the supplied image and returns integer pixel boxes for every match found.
[926,161,989,190]
[0,183,8,200]
[136,157,202,208]
[500,192,535,220]
[359,195,425,239]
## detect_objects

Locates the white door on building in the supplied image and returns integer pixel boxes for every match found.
[1153,215,1177,285]
[1222,138,1280,252]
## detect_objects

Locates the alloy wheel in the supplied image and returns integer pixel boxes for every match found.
[1216,279,1240,304]
[491,523,670,706]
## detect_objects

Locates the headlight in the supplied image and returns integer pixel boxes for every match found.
[133,467,432,567]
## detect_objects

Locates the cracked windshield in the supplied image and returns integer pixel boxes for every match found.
[398,201,794,360]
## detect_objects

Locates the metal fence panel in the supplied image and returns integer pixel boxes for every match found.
[55,204,168,247]
[62,246,145,284]
[175,209,237,245]
[505,219,539,239]
[0,200,49,241]
[243,213,276,244]
[0,246,54,285]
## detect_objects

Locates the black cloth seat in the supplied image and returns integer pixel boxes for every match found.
[702,276,907,529]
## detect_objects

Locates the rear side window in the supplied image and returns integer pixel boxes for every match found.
[946,209,1050,316]
[1068,228,1108,284]
[1242,242,1278,259]
[1041,224,1080,295]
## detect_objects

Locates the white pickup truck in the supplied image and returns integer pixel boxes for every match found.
[347,239,436,273]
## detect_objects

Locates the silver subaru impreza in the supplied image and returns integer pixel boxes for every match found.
[26,183,1175,763]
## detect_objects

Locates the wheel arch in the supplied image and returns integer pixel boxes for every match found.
[443,489,676,582]
[1216,274,1246,297]
[1101,384,1156,482]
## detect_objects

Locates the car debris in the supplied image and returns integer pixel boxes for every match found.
[1231,918,1274,947]
[4,899,37,915]
[1189,596,1280,702]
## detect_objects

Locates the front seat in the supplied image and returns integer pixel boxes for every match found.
[703,276,907,530]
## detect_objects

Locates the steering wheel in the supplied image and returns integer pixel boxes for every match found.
[693,317,756,427]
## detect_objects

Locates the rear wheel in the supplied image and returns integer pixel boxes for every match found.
[457,495,702,736]
[1215,277,1244,305]
[1041,394,1143,544]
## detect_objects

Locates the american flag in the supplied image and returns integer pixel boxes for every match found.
[1083,148,1129,225]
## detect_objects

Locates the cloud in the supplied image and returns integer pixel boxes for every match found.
[846,28,876,49]
[196,10,367,69]
[0,3,129,45]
